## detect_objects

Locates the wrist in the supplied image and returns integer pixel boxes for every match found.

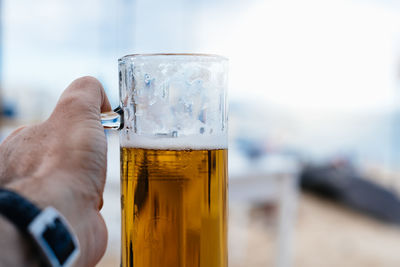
[1,173,106,266]
[0,188,81,267]
[4,173,80,220]
[0,216,41,267]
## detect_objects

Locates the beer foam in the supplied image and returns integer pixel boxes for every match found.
[120,134,227,150]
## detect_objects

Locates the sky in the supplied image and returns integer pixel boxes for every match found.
[195,0,400,112]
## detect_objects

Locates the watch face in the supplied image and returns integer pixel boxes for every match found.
[42,218,76,265]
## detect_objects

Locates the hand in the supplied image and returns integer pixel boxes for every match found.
[0,76,111,266]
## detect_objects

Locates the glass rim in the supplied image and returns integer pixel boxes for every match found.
[118,53,228,62]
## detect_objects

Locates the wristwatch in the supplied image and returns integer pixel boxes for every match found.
[0,188,80,267]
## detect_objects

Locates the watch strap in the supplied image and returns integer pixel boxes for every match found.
[0,188,41,232]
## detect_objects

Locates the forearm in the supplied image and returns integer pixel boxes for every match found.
[0,216,41,267]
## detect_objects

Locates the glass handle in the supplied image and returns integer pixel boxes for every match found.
[101,106,124,130]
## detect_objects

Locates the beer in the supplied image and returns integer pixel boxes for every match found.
[121,146,228,267]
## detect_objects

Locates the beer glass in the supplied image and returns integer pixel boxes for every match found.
[102,54,228,267]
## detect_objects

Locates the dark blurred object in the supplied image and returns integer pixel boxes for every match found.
[300,161,400,225]
[1,101,16,118]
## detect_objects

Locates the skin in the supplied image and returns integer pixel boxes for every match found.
[0,76,111,266]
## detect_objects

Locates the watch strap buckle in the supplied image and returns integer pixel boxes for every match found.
[28,207,80,267]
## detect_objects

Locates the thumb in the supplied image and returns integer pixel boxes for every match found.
[49,76,112,124]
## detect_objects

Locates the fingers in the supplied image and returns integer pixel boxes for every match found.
[50,76,112,123]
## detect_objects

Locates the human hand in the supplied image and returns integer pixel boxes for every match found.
[0,76,111,266]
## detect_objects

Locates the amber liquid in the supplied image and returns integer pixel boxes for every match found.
[120,147,228,267]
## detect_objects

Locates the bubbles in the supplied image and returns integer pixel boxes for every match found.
[144,73,153,87]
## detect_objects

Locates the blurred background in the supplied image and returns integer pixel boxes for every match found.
[1,0,400,266]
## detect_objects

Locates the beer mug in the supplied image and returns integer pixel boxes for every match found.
[101,54,229,267]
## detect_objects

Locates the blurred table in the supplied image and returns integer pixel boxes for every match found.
[294,193,400,267]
